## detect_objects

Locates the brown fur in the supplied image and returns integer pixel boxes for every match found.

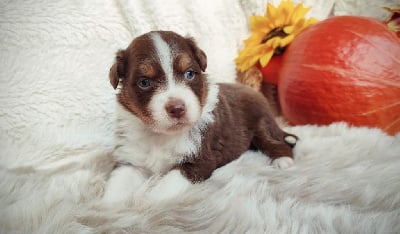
[174,83,296,182]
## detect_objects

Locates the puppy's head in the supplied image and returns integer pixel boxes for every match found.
[110,31,209,134]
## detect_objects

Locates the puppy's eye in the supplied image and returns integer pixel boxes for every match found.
[184,70,196,80]
[137,78,151,89]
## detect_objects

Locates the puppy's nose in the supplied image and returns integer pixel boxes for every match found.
[165,99,186,119]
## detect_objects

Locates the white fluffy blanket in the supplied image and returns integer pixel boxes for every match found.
[1,0,400,233]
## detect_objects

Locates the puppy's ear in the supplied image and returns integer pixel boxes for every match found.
[109,50,126,90]
[186,37,207,72]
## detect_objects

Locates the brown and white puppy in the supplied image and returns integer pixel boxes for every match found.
[103,31,297,203]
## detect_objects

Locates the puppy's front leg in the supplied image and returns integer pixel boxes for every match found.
[102,165,146,205]
[148,155,217,201]
[148,169,191,202]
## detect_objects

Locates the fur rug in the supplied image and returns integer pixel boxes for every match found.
[1,0,399,233]
[1,123,400,233]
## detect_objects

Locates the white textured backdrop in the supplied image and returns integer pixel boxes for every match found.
[1,0,399,233]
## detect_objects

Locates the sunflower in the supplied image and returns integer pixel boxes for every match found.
[235,0,318,72]
[383,5,400,37]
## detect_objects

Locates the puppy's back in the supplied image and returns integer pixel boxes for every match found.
[217,83,274,121]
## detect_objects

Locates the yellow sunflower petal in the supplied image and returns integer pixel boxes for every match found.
[293,18,306,29]
[283,25,295,34]
[308,17,319,25]
[240,55,261,71]
[266,2,278,19]
[244,33,264,46]
[274,14,286,28]
[279,34,295,47]
[259,49,274,67]
[284,2,296,23]
[250,16,270,32]
[291,3,311,23]
[279,1,294,24]
[269,37,281,48]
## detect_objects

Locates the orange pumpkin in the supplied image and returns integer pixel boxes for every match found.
[258,55,283,85]
[277,16,400,135]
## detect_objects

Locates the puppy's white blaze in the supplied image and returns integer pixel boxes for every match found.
[149,32,202,134]
[151,32,174,84]
[149,170,191,202]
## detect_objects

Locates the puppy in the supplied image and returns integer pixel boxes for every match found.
[103,31,297,203]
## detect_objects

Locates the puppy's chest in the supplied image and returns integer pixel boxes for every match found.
[114,128,201,175]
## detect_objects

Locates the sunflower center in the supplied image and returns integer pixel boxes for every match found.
[261,26,288,43]
[261,26,289,55]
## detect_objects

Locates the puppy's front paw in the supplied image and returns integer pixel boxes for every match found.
[272,157,294,169]
[149,170,190,202]
[102,166,146,205]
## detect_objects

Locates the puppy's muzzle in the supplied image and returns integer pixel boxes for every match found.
[165,99,186,119]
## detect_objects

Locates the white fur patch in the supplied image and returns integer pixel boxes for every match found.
[114,102,205,174]
[284,135,297,145]
[101,166,147,205]
[272,157,294,169]
[148,170,191,202]
[151,33,174,83]
[200,81,219,126]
